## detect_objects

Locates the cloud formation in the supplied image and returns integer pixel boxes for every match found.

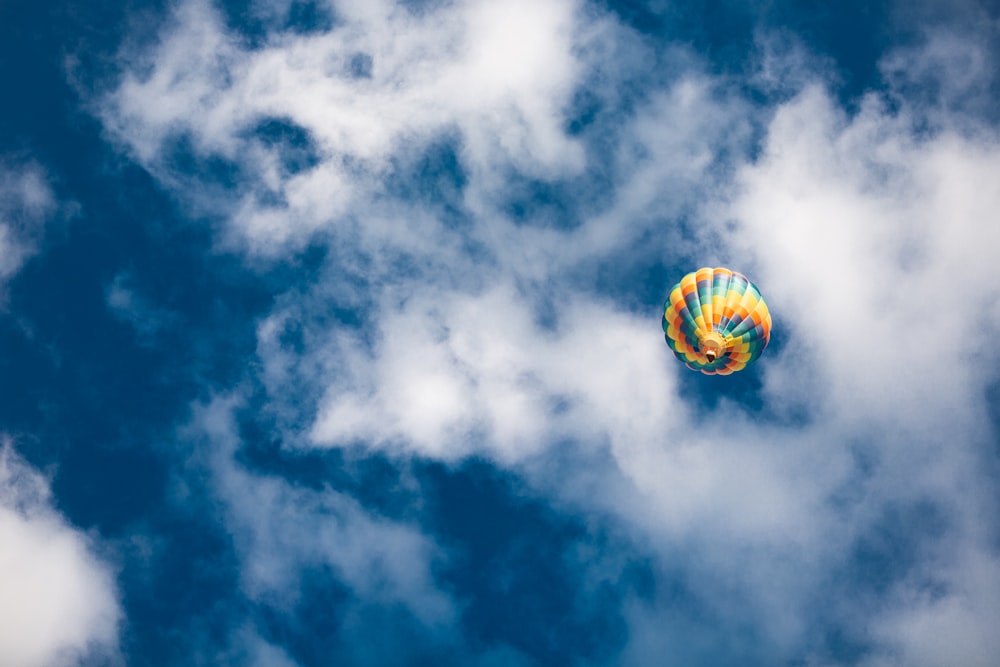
[0,442,121,667]
[96,0,1000,663]
[724,82,1000,667]
[104,0,592,254]
[189,395,453,622]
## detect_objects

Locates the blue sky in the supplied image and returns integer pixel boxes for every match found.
[1,0,999,665]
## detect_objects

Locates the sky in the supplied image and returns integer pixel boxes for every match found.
[1,0,999,665]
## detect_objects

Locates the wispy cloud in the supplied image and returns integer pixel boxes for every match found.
[0,159,57,287]
[105,271,182,344]
[187,394,454,620]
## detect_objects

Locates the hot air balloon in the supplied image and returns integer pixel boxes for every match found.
[662,267,771,375]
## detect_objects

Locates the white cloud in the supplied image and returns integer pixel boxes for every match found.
[187,396,454,626]
[103,0,590,254]
[308,283,677,463]
[880,2,1000,125]
[0,160,56,285]
[228,625,300,667]
[0,442,121,667]
[861,548,1000,667]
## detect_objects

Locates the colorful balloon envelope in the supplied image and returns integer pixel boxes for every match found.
[662,267,771,375]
